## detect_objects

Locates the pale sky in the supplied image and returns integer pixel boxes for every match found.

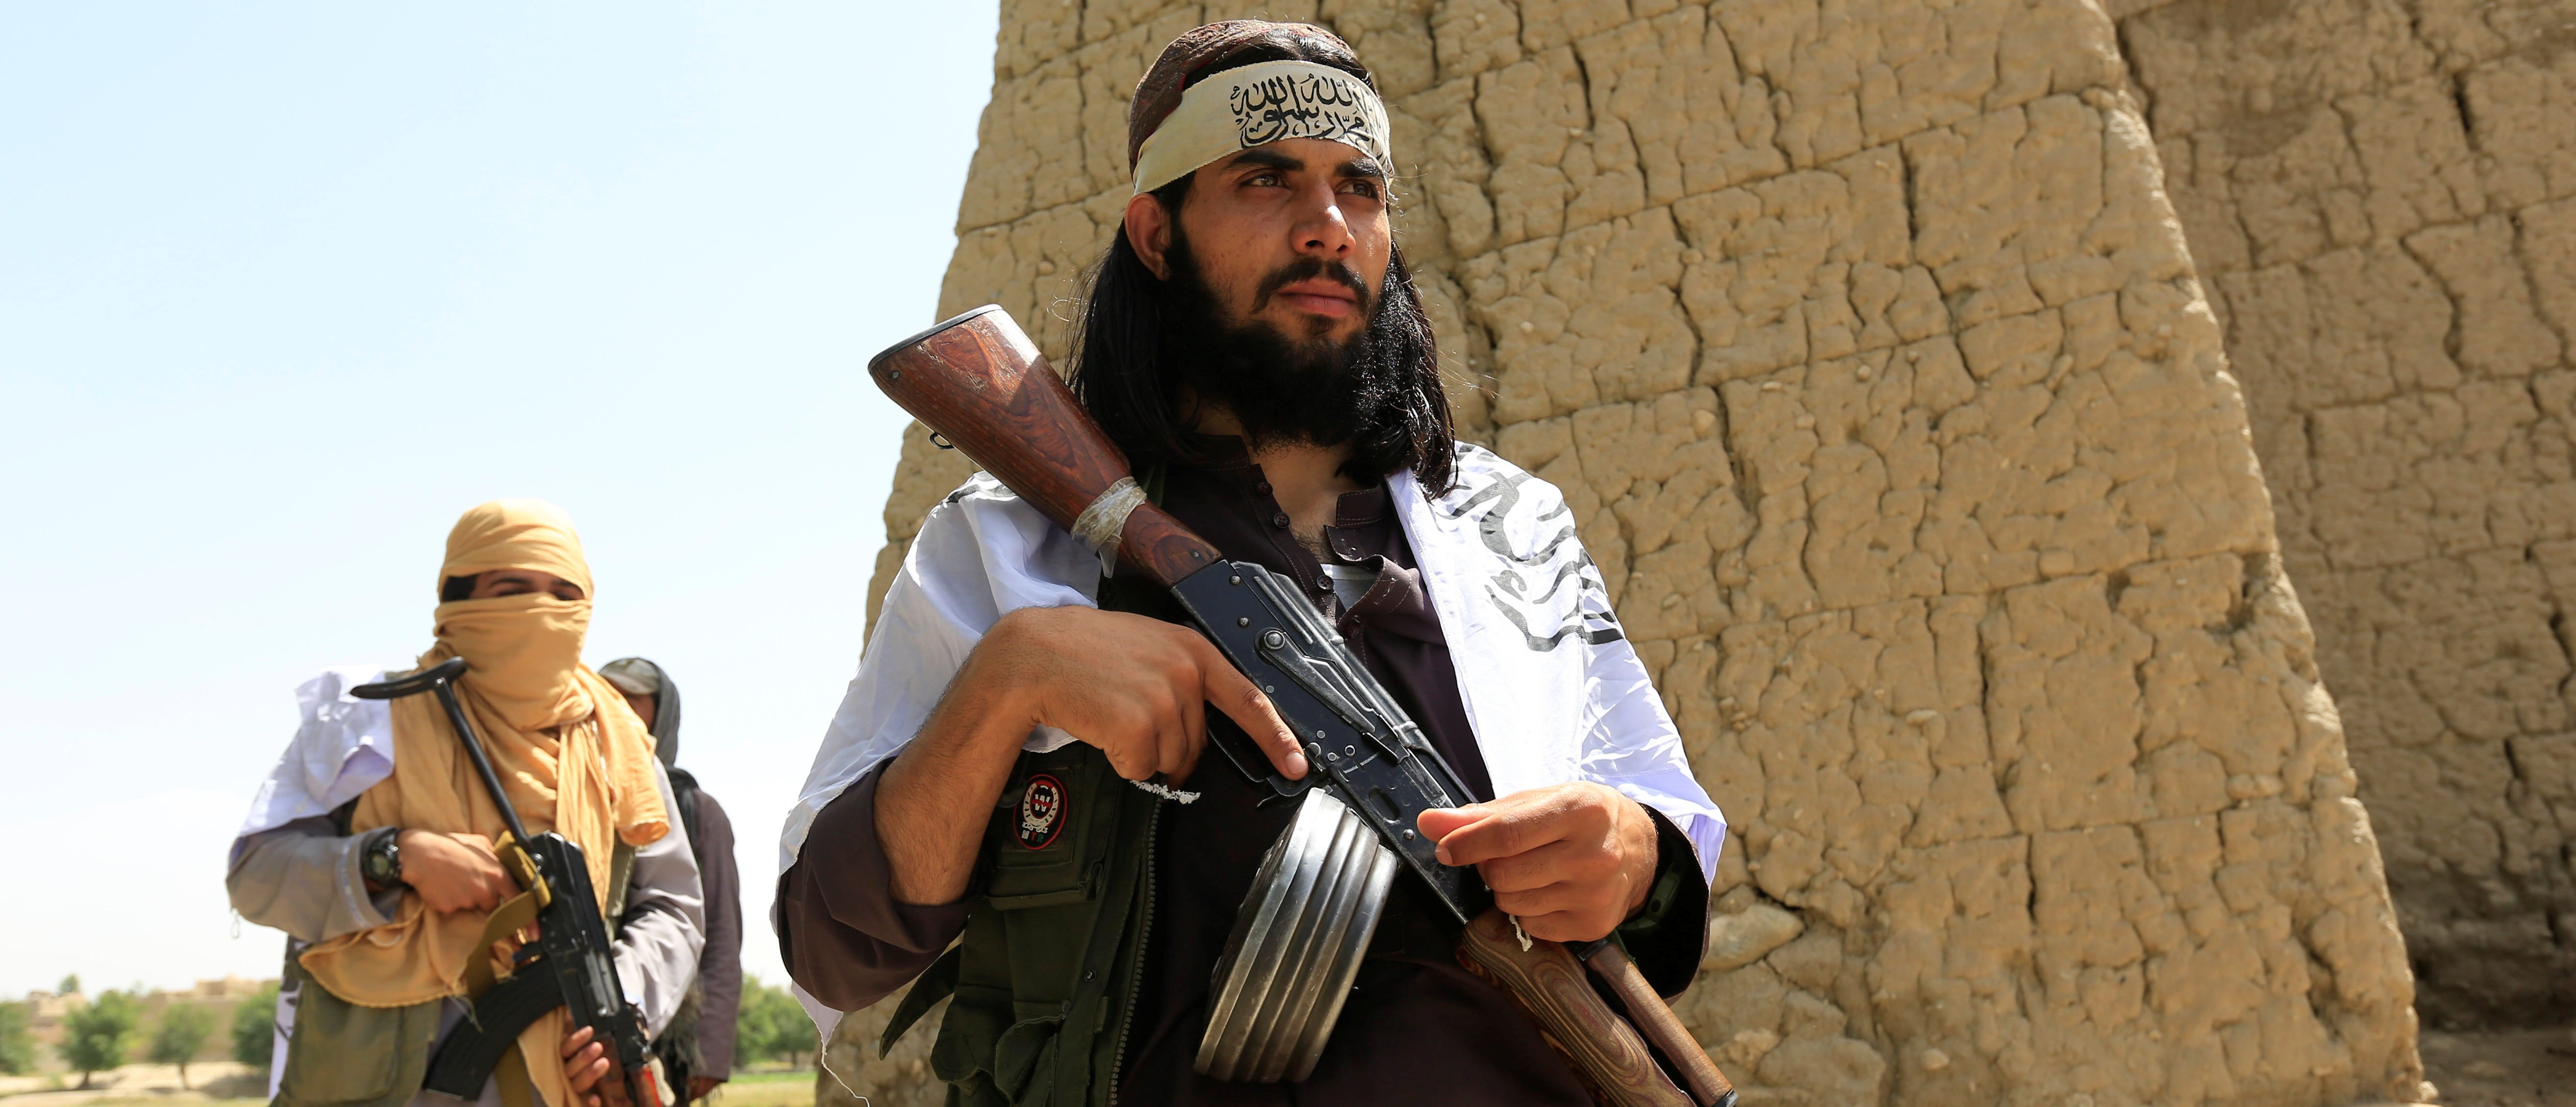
[0,4,1001,996]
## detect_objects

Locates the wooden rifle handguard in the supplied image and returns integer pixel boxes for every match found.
[1458,911,1737,1107]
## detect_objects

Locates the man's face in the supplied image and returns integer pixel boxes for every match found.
[617,687,659,730]
[467,568,584,602]
[1133,137,1391,349]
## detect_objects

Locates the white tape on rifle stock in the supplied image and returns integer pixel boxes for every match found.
[1072,476,1147,576]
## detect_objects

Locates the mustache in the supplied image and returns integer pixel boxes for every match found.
[1251,256,1373,313]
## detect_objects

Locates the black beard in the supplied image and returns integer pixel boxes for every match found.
[1159,234,1399,452]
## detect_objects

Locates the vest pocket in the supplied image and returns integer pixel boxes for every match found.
[928,983,1019,1105]
[926,989,1069,1106]
[274,964,439,1107]
[991,1013,1068,1105]
[980,748,1109,910]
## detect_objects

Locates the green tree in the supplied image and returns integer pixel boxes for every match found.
[61,990,138,1088]
[231,983,280,1070]
[56,974,80,996]
[735,978,816,1069]
[149,1003,215,1088]
[0,1002,33,1075]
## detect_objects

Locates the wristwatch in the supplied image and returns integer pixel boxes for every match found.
[361,827,404,887]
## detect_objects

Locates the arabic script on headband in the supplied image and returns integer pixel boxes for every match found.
[1229,72,1379,151]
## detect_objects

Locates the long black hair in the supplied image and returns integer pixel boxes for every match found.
[1066,38,1455,495]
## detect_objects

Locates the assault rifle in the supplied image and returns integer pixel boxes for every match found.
[351,658,658,1107]
[869,305,1737,1107]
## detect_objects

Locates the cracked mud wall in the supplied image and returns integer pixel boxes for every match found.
[2109,0,2576,1030]
[829,0,2427,1103]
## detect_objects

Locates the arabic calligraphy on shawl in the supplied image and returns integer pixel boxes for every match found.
[1433,447,1627,653]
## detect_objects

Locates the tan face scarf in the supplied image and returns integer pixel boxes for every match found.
[298,499,668,1107]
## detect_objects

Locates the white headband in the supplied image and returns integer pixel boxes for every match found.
[1131,59,1394,195]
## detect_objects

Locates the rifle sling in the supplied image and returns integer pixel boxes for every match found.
[462,891,544,999]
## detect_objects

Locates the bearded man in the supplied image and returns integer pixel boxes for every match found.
[229,500,704,1107]
[777,22,1723,1106]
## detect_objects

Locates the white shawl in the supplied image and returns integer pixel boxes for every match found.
[780,444,1725,1017]
[232,668,398,862]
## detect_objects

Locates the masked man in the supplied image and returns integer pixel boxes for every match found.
[777,22,1723,1106]
[229,500,704,1107]
[598,658,742,1107]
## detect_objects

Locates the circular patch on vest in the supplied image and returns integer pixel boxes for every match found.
[1017,774,1067,850]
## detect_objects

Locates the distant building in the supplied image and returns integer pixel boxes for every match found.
[179,976,264,1002]
[24,989,79,1047]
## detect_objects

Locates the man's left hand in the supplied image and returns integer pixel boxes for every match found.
[1417,782,1658,943]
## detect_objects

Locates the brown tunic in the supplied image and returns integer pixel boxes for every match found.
[778,444,1707,1104]
[683,790,742,1080]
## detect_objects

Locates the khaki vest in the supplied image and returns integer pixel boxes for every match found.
[272,845,636,1107]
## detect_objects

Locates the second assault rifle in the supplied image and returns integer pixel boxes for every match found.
[351,658,658,1107]
[869,305,1738,1107]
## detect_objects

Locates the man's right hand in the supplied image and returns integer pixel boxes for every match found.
[971,606,1307,783]
[873,605,1305,906]
[968,605,1308,777]
[394,829,516,913]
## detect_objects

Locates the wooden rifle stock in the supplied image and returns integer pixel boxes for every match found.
[868,306,1736,1107]
[867,304,1219,588]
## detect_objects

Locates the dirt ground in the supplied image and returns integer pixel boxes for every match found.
[2415,1029,2576,1107]
[0,1042,2566,1106]
[0,1064,820,1107]
[0,1063,259,1105]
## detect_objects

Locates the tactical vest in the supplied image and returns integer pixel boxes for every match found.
[273,801,638,1107]
[876,571,1181,1107]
